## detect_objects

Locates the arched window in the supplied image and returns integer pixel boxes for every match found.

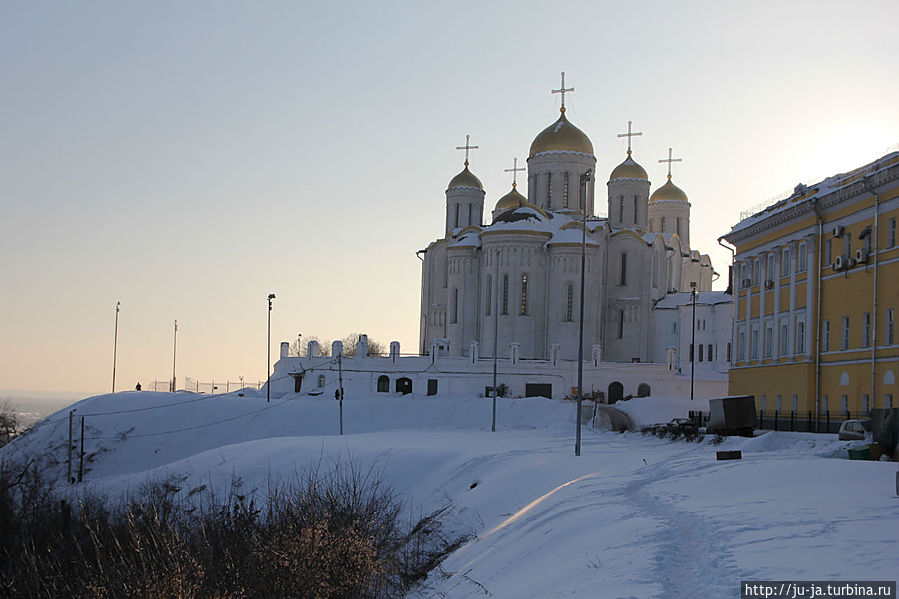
[619,254,627,286]
[451,288,458,324]
[502,275,509,315]
[317,375,326,388]
[377,375,389,393]
[661,216,666,231]
[454,204,459,228]
[520,274,528,315]
[633,196,639,224]
[698,345,704,362]
[707,344,714,361]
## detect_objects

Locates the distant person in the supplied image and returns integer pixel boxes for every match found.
[335,389,340,401]
[135,382,141,391]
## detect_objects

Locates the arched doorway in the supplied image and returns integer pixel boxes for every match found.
[396,377,413,395]
[608,381,624,404]
[377,375,390,393]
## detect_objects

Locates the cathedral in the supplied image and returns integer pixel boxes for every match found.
[419,81,716,363]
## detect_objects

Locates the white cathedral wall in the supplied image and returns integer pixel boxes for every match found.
[545,244,604,361]
[649,199,691,247]
[607,179,651,229]
[526,153,597,214]
[604,233,653,362]
[446,246,481,356]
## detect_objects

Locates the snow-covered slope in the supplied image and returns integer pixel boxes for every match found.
[3,391,896,598]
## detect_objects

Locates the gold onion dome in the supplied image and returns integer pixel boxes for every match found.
[448,165,483,190]
[649,177,688,203]
[609,151,648,181]
[529,108,594,157]
[494,184,530,212]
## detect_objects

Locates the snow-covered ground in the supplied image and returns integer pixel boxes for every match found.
[3,390,897,598]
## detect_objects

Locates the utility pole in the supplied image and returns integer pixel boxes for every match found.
[112,301,120,394]
[492,248,500,432]
[575,169,591,457]
[170,319,178,392]
[78,416,85,483]
[690,282,697,400]
[67,409,75,484]
[267,294,275,402]
[338,352,344,435]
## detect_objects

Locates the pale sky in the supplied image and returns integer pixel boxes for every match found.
[2,1,898,394]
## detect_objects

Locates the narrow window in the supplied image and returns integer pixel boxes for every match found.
[563,173,569,208]
[751,327,759,359]
[451,288,458,324]
[841,316,850,350]
[796,320,805,354]
[844,233,851,260]
[565,283,573,322]
[485,275,492,316]
[520,274,528,316]
[886,393,894,409]
[620,253,627,286]
[468,203,473,226]
[776,394,782,412]
[726,342,732,362]
[840,394,848,415]
[862,394,869,414]
[619,195,624,220]
[781,247,791,276]
[738,331,746,360]
[792,394,798,413]
[708,344,713,361]
[797,242,807,272]
[676,217,681,237]
[661,216,666,231]
[502,275,509,315]
[765,325,773,358]
[767,254,775,280]
[547,173,552,205]
[823,320,830,351]
[761,395,767,411]
[633,196,639,224]
[698,345,703,362]
[753,259,760,283]
[618,309,624,339]
[824,238,832,265]
[454,204,459,228]
[862,312,871,347]
[822,394,828,413]
[887,308,895,345]
[888,217,896,248]
[780,323,788,356]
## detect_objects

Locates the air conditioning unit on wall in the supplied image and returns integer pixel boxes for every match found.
[832,255,844,270]
[855,248,868,263]
[764,280,774,289]
[832,225,845,238]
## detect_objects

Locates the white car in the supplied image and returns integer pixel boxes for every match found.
[838,419,872,441]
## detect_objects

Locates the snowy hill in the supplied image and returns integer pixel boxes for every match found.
[3,390,897,598]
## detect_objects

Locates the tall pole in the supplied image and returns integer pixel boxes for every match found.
[492,249,500,432]
[576,170,591,457]
[78,416,84,483]
[112,301,120,394]
[267,294,275,402]
[171,319,178,392]
[690,282,697,400]
[338,352,344,435]
[67,410,75,484]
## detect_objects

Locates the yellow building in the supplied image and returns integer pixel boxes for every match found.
[722,151,899,425]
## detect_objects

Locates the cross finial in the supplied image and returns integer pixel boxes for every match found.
[455,134,479,167]
[552,71,574,112]
[659,147,682,179]
[617,120,643,155]
[504,157,525,188]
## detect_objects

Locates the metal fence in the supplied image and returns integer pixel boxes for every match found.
[144,379,263,394]
[756,410,853,434]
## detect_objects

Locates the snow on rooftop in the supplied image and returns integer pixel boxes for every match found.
[654,290,732,308]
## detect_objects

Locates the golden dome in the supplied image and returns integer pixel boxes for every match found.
[448,165,483,190]
[494,184,530,212]
[649,177,688,203]
[529,108,594,157]
[609,152,648,181]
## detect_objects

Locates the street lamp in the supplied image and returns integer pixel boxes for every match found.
[575,169,591,457]
[267,293,276,402]
[112,301,120,394]
[171,319,178,392]
[297,333,302,358]
[690,282,697,400]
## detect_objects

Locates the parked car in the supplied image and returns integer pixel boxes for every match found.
[838,419,872,441]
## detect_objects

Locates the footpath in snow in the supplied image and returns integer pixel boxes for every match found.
[3,390,897,598]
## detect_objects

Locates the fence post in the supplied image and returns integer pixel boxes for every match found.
[790,410,794,432]
[759,409,764,430]
[774,411,778,431]
[826,410,830,433]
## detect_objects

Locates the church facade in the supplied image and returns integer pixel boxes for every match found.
[419,96,717,365]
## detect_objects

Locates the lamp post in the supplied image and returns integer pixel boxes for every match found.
[112,301,120,394]
[690,282,697,400]
[267,293,276,402]
[297,333,302,358]
[575,169,591,457]
[491,249,500,433]
[170,319,178,393]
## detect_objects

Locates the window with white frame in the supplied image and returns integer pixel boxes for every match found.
[889,217,896,248]
[781,246,791,276]
[738,329,746,360]
[863,312,871,348]
[824,238,832,265]
[841,316,850,350]
[792,394,798,412]
[765,324,773,358]
[767,254,775,280]
[761,395,767,411]
[840,394,848,415]
[776,394,782,412]
[796,319,805,354]
[779,322,789,356]
[887,308,895,345]
[751,326,759,359]
[823,320,830,351]
[753,259,760,283]
[797,242,807,272]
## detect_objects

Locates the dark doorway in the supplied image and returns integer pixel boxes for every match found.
[525,383,552,399]
[608,381,624,404]
[427,379,438,396]
[637,383,651,397]
[396,377,413,395]
[377,375,389,393]
[293,374,303,393]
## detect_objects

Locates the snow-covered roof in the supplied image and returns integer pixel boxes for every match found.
[653,291,732,309]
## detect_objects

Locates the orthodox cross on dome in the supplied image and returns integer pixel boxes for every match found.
[617,120,643,155]
[504,157,525,188]
[659,147,682,179]
[456,134,479,167]
[552,71,574,112]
